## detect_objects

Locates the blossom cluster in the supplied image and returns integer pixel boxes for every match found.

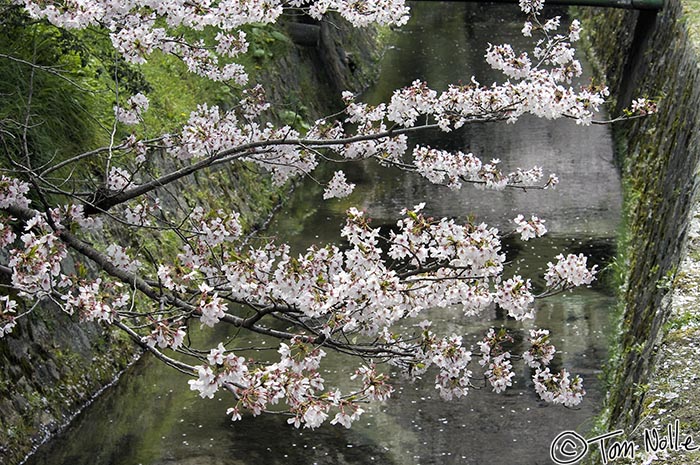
[9,225,68,297]
[522,329,556,368]
[0,214,17,248]
[188,338,380,429]
[40,2,655,204]
[414,322,474,400]
[0,176,31,210]
[123,197,161,227]
[533,367,586,406]
[45,200,593,423]
[143,317,187,350]
[494,275,535,320]
[65,204,104,232]
[323,170,355,199]
[107,167,134,191]
[0,189,598,423]
[114,93,149,125]
[513,214,547,241]
[630,97,658,116]
[62,278,131,323]
[544,253,597,288]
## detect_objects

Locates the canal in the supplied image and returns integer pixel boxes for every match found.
[24,3,622,464]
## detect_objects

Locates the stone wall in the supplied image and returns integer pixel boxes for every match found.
[581,0,700,450]
[0,17,381,465]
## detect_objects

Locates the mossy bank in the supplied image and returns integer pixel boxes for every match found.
[580,0,700,461]
[0,12,382,465]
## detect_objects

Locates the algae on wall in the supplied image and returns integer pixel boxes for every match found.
[580,0,700,431]
[0,11,381,464]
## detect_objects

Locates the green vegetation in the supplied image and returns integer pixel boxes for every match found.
[0,8,107,167]
[0,5,295,169]
[685,0,700,49]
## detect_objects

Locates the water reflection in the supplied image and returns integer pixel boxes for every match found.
[356,2,620,235]
[24,3,621,465]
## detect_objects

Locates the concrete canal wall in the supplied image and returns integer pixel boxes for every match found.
[582,0,700,461]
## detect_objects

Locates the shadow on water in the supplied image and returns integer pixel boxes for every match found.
[23,2,622,465]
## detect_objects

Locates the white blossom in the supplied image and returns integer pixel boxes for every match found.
[323,170,355,199]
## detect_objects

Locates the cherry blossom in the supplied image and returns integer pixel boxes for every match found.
[197,283,227,327]
[485,353,515,393]
[330,403,365,428]
[522,329,556,368]
[66,204,104,232]
[0,296,18,338]
[143,318,187,350]
[0,216,17,248]
[630,97,658,115]
[545,253,597,288]
[0,175,31,209]
[107,166,134,191]
[123,198,161,226]
[9,228,67,297]
[105,244,141,273]
[513,214,547,241]
[533,367,586,406]
[323,170,355,199]
[494,275,535,320]
[115,93,150,125]
[478,327,513,368]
